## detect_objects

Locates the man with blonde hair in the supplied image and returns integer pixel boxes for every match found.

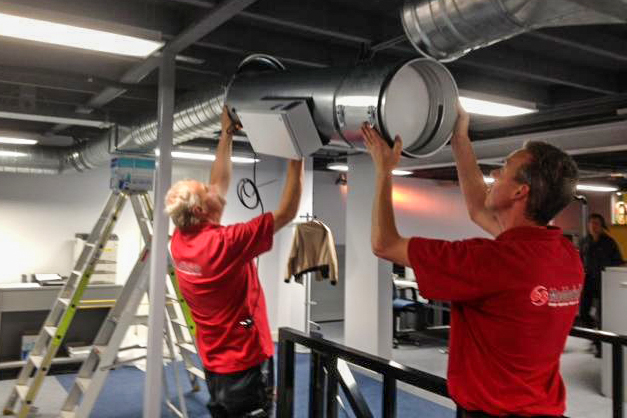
[166,107,303,417]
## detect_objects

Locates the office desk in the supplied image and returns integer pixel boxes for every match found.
[0,283,122,376]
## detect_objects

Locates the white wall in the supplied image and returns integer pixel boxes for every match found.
[0,168,141,284]
[0,158,289,332]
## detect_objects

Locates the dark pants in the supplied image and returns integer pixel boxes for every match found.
[205,357,274,418]
[458,407,564,418]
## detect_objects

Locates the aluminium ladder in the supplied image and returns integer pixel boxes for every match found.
[3,192,202,418]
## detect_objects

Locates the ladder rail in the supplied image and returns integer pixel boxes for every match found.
[3,192,128,418]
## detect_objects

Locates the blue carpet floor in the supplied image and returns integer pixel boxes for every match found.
[54,351,454,417]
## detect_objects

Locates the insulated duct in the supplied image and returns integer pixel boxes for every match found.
[401,0,623,61]
[0,91,224,173]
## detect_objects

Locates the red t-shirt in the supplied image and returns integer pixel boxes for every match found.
[408,226,583,416]
[170,213,275,374]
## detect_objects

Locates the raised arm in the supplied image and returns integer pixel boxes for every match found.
[272,159,304,232]
[361,123,410,267]
[209,107,240,198]
[451,104,502,237]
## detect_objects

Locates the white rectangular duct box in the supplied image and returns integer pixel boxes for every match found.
[237,100,323,159]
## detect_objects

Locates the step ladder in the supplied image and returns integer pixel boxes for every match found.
[129,193,204,391]
[3,192,203,418]
[3,193,127,418]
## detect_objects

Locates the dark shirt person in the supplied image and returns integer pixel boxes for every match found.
[579,213,623,329]
[361,104,583,417]
[165,107,304,417]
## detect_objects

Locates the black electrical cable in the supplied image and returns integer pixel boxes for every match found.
[236,153,264,329]
[236,154,264,214]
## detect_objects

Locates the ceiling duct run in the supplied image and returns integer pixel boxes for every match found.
[0,0,623,174]
[0,91,224,174]
[402,0,623,61]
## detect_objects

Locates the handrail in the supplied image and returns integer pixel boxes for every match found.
[277,326,626,418]
[277,327,449,418]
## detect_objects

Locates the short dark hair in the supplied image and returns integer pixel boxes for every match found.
[588,213,608,230]
[515,141,579,225]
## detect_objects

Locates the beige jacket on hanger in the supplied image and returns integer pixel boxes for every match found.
[285,220,339,285]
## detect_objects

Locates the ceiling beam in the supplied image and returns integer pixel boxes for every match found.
[0,104,112,128]
[524,30,627,64]
[81,0,259,112]
[453,46,621,95]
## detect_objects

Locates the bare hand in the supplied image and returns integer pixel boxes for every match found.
[361,123,402,175]
[453,101,470,140]
[221,106,241,136]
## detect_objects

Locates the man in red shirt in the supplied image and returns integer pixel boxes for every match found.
[166,107,303,417]
[360,104,583,417]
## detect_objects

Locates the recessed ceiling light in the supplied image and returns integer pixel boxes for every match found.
[459,96,536,117]
[0,136,38,145]
[576,184,618,192]
[0,150,27,157]
[0,12,163,57]
[327,163,349,172]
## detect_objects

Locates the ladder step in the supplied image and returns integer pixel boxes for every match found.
[170,318,189,328]
[165,294,179,301]
[60,411,76,418]
[30,355,43,369]
[59,298,71,306]
[176,343,196,354]
[133,315,149,325]
[75,377,91,392]
[93,345,108,355]
[15,385,28,401]
[44,326,58,337]
[71,270,83,277]
[188,366,205,379]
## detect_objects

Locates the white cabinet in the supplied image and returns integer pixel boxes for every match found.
[601,267,627,398]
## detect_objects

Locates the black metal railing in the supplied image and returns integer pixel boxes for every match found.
[277,326,627,418]
[277,327,451,418]
[570,326,627,418]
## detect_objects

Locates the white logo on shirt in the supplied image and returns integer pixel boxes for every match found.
[530,284,582,307]
[175,261,202,276]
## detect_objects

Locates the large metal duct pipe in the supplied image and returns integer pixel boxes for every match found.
[0,91,225,173]
[226,55,458,158]
[401,0,622,61]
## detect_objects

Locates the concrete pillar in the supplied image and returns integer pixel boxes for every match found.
[344,154,393,358]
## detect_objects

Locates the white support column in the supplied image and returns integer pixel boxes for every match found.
[276,158,314,333]
[143,50,175,418]
[344,154,393,358]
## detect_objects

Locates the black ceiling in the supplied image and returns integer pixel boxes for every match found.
[0,0,626,176]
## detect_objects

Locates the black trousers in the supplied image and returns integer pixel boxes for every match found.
[205,357,274,418]
[458,407,564,418]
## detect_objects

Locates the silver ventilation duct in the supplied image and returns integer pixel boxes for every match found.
[227,55,458,158]
[0,91,225,174]
[402,0,623,61]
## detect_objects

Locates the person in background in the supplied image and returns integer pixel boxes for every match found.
[165,107,304,417]
[362,103,583,417]
[578,213,623,351]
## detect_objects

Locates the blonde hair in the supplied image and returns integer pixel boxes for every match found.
[165,180,225,229]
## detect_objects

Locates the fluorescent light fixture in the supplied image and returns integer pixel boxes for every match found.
[0,12,163,57]
[483,176,495,184]
[459,96,536,117]
[328,164,412,177]
[327,163,349,172]
[576,184,618,192]
[0,136,38,145]
[171,151,258,164]
[0,150,27,157]
[392,169,412,176]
